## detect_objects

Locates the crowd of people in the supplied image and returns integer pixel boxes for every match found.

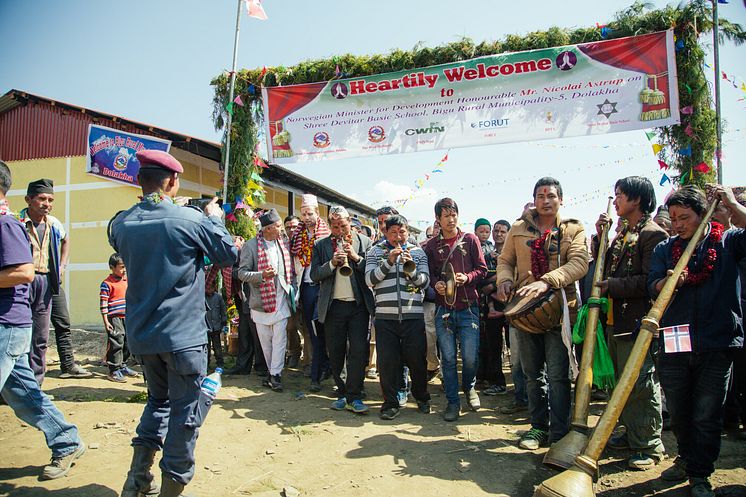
[0,149,744,497]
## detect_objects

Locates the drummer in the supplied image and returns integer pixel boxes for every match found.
[496,177,589,450]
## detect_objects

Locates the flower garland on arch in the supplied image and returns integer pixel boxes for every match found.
[670,222,724,286]
[530,229,552,280]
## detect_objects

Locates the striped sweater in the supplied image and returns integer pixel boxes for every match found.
[100,274,127,317]
[365,242,430,321]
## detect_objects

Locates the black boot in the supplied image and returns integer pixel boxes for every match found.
[159,475,192,497]
[121,446,159,497]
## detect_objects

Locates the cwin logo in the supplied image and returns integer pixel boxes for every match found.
[404,122,445,136]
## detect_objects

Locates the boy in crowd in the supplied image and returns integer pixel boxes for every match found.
[100,253,139,383]
[205,280,227,370]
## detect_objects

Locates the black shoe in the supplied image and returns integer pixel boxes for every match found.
[223,367,250,376]
[380,407,400,420]
[309,381,321,393]
[59,363,93,379]
[287,355,300,369]
[417,400,431,414]
[443,403,460,422]
[269,375,283,392]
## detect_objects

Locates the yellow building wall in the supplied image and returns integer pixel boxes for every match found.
[6,154,222,326]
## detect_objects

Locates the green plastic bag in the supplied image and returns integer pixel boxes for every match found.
[572,297,616,390]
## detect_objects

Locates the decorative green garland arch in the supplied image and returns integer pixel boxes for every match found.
[211,0,744,238]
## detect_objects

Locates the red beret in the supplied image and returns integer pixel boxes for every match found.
[136,149,183,173]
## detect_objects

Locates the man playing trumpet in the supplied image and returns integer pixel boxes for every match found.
[365,214,431,420]
[311,206,375,414]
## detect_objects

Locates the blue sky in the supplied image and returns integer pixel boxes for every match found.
[1,0,744,232]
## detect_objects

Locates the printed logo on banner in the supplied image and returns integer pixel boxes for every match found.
[470,119,510,130]
[368,126,386,143]
[313,131,331,148]
[330,82,349,100]
[555,51,577,71]
[113,150,131,171]
[404,122,445,136]
[596,99,619,118]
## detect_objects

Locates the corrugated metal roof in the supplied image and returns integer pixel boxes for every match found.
[0,89,376,216]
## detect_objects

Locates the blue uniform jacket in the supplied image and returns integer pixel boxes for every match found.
[648,226,745,353]
[109,198,237,355]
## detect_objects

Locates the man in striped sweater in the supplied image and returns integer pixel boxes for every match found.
[365,214,431,420]
[100,253,139,383]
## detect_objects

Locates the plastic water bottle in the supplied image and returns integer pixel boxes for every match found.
[200,367,223,400]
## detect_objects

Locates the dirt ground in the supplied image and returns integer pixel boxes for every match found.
[1,329,745,497]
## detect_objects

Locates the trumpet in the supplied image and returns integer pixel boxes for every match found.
[337,232,353,277]
[397,243,417,276]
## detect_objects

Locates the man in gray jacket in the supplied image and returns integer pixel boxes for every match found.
[238,209,295,392]
[311,206,374,414]
[365,214,431,420]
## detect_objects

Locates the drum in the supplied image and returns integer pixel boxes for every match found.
[504,290,562,334]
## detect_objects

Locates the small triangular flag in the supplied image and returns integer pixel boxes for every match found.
[251,172,264,182]
[658,160,669,170]
[248,84,256,95]
[645,131,656,141]
[693,162,711,173]
[681,105,693,115]
[441,153,449,162]
[259,66,267,80]
[234,95,244,107]
[680,171,689,184]
[684,124,694,137]
[225,102,234,115]
[660,174,670,186]
[222,203,233,214]
[679,146,692,157]
[652,143,663,154]
[675,39,685,51]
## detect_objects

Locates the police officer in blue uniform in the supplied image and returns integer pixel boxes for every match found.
[110,149,237,497]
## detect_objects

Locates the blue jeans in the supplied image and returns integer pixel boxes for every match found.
[133,345,207,485]
[0,324,81,458]
[516,327,571,442]
[508,326,528,405]
[435,305,480,406]
[658,350,733,478]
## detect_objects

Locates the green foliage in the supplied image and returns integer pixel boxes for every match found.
[211,0,744,204]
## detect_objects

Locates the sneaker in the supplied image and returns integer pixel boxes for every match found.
[59,363,93,379]
[108,370,127,383]
[483,384,507,396]
[607,432,630,450]
[519,428,549,450]
[628,452,658,470]
[661,459,688,482]
[269,375,283,392]
[689,478,714,497]
[416,400,431,414]
[380,407,400,420]
[465,388,481,411]
[120,366,141,378]
[331,397,347,411]
[41,442,86,480]
[346,399,369,414]
[309,381,321,393]
[499,402,528,414]
[397,390,408,408]
[443,403,460,422]
[366,368,378,379]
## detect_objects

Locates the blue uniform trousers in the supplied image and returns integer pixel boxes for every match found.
[133,344,207,485]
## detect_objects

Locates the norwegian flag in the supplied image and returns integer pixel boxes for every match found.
[661,325,692,353]
[244,0,268,20]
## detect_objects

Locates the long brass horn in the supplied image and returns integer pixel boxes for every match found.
[534,198,719,497]
[338,233,353,277]
[543,197,614,470]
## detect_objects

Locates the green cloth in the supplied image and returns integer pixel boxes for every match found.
[572,297,616,390]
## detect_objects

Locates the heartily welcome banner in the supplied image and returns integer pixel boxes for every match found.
[263,30,679,164]
[86,124,171,186]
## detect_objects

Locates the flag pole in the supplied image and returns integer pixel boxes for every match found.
[222,0,242,202]
[712,0,723,184]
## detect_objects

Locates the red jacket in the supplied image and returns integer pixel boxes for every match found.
[423,230,487,310]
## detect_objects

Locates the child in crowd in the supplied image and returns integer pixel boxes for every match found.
[100,253,139,382]
[205,280,227,369]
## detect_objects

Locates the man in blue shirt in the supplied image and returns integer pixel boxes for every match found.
[648,185,745,497]
[110,150,237,497]
[0,160,86,480]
